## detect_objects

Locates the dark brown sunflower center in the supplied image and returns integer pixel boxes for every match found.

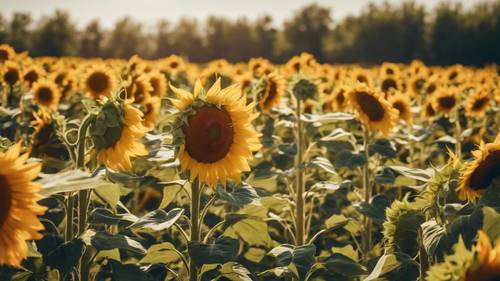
[55,73,65,85]
[263,79,278,108]
[355,91,385,121]
[88,72,109,93]
[24,70,39,85]
[468,150,500,190]
[4,69,20,86]
[472,97,489,111]
[357,75,368,84]
[438,96,456,109]
[0,50,8,62]
[150,78,161,97]
[170,61,179,69]
[449,71,458,80]
[386,68,395,75]
[183,106,234,163]
[37,87,53,103]
[336,90,345,105]
[133,82,146,103]
[393,101,406,115]
[0,175,12,229]
[426,84,436,95]
[381,78,397,93]
[426,103,436,116]
[292,62,300,72]
[413,78,425,92]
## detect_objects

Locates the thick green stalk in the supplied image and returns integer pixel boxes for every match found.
[295,99,305,245]
[362,126,372,259]
[190,179,201,281]
[454,113,462,159]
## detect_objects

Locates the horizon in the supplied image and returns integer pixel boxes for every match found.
[0,0,483,30]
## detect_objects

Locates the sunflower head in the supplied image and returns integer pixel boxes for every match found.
[348,84,398,136]
[0,44,15,63]
[1,61,22,87]
[457,133,500,202]
[292,78,317,101]
[433,88,458,116]
[142,96,161,129]
[148,70,167,98]
[390,93,412,123]
[82,65,117,99]
[380,62,400,76]
[90,95,149,171]
[258,72,286,112]
[465,87,491,118]
[170,78,262,186]
[465,230,500,281]
[380,74,401,96]
[32,79,61,111]
[128,74,153,104]
[23,65,46,87]
[0,142,46,267]
[249,57,272,76]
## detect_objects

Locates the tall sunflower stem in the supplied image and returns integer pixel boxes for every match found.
[295,98,305,246]
[65,194,74,242]
[190,179,201,281]
[362,125,372,260]
[454,112,462,159]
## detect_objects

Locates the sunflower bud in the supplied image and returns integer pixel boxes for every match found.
[293,78,316,101]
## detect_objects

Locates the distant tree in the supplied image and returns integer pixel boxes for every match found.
[79,20,104,58]
[171,18,206,62]
[7,13,32,52]
[254,15,277,59]
[155,20,173,58]
[283,4,332,61]
[104,17,144,58]
[0,15,8,44]
[205,16,227,59]
[31,10,77,56]
[429,3,466,65]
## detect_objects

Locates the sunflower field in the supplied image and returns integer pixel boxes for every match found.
[0,43,500,281]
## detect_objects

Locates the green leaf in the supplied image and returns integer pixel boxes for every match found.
[421,219,449,257]
[219,262,253,281]
[363,254,399,281]
[387,165,432,182]
[38,170,110,196]
[108,259,154,281]
[94,183,121,210]
[301,112,355,124]
[323,253,368,277]
[188,236,239,266]
[217,182,260,207]
[82,230,146,255]
[307,157,338,175]
[292,244,316,280]
[89,208,138,227]
[368,139,397,158]
[45,239,85,274]
[128,208,184,231]
[355,195,391,225]
[140,242,181,264]
[320,128,354,142]
[224,216,272,246]
[482,207,500,241]
[159,180,187,209]
[333,150,367,168]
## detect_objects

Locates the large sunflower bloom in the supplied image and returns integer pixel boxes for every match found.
[457,133,500,201]
[465,231,500,281]
[258,72,286,112]
[91,100,149,171]
[82,65,117,99]
[348,84,398,136]
[32,79,61,111]
[0,142,46,267]
[0,44,15,63]
[465,88,491,118]
[170,78,262,186]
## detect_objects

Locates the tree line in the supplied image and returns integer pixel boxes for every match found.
[1,0,499,65]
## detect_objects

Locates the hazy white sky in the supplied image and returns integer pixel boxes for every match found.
[0,0,484,29]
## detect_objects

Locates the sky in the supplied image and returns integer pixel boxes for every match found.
[0,0,484,29]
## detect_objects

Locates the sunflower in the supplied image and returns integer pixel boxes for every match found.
[148,70,167,98]
[23,65,46,87]
[142,96,161,129]
[380,62,400,76]
[456,133,500,201]
[0,142,46,267]
[0,44,15,63]
[426,231,500,281]
[351,68,372,86]
[170,78,261,186]
[258,72,286,112]
[249,57,271,76]
[128,74,153,104]
[32,79,61,111]
[162,55,186,73]
[424,77,441,96]
[1,61,22,87]
[332,86,349,112]
[82,65,117,99]
[433,88,458,116]
[421,100,437,121]
[91,99,149,171]
[348,84,398,135]
[234,72,253,93]
[465,88,491,118]
[409,75,426,96]
[380,74,401,96]
[285,56,302,74]
[389,93,412,123]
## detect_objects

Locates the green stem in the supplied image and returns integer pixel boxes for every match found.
[295,98,305,246]
[190,179,201,281]
[454,113,462,159]
[65,195,74,242]
[362,125,372,260]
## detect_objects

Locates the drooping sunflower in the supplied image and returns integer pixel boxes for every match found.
[148,70,167,98]
[82,65,117,99]
[127,74,153,104]
[348,84,398,135]
[91,98,149,171]
[456,133,500,201]
[0,44,15,63]
[0,142,46,267]
[389,93,412,123]
[426,231,500,281]
[32,79,61,111]
[1,61,22,87]
[433,88,458,116]
[142,96,161,129]
[465,88,491,118]
[170,78,262,186]
[258,72,286,112]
